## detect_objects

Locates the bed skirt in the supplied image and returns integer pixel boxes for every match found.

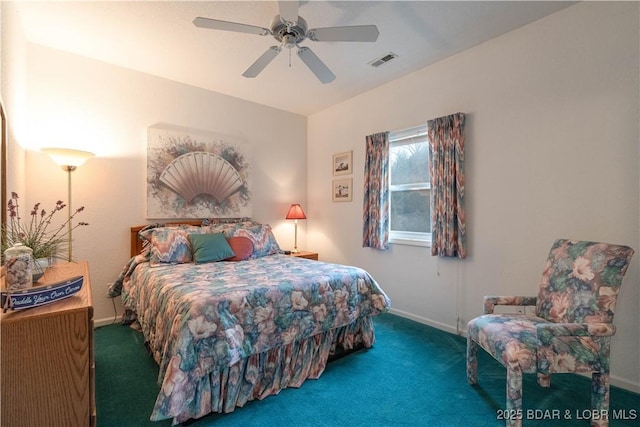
[153,315,376,424]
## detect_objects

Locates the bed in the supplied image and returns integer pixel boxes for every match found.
[108,219,391,424]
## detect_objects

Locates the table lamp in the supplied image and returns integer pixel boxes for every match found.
[285,203,306,253]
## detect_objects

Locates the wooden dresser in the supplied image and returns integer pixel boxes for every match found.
[1,261,95,427]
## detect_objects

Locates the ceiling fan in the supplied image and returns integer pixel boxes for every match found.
[193,1,379,84]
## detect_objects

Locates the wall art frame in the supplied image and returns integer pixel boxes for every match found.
[332,178,353,202]
[146,124,252,219]
[332,150,352,176]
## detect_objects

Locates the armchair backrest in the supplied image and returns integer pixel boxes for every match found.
[536,239,634,324]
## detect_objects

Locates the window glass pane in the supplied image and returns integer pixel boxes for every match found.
[389,125,431,241]
[390,141,429,186]
[390,189,430,233]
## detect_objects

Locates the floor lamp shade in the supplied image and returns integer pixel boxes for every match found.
[42,148,95,169]
[42,148,94,261]
[286,204,306,253]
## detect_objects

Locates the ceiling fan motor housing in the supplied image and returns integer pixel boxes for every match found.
[271,14,308,48]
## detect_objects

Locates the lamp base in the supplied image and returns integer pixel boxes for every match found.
[291,248,300,254]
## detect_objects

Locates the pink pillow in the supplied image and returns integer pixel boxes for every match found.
[226,236,253,261]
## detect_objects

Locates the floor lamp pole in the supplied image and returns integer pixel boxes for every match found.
[64,165,76,262]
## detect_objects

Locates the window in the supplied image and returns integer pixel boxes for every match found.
[389,125,431,246]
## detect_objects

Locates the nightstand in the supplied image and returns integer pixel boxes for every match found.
[290,251,319,260]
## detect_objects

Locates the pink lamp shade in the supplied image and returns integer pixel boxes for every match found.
[286,204,306,220]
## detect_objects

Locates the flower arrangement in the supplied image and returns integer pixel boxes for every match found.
[1,192,88,261]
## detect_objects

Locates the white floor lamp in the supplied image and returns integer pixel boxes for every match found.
[42,148,94,261]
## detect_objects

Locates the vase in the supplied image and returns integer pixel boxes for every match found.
[32,257,54,283]
[4,243,33,291]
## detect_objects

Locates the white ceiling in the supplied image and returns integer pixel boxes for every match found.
[14,1,575,116]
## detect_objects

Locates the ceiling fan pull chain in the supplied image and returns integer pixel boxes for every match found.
[289,48,292,68]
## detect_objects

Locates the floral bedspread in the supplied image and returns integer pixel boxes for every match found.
[118,253,391,421]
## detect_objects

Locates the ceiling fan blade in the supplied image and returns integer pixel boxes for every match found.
[278,1,299,26]
[242,46,282,78]
[193,17,270,36]
[297,47,335,84]
[308,25,379,42]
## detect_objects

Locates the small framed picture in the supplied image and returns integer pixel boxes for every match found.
[332,151,352,176]
[332,178,353,202]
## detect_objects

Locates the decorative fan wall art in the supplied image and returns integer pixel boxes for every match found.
[159,152,244,203]
[147,125,251,219]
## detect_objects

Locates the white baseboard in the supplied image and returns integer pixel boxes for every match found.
[95,315,122,327]
[385,309,640,394]
[610,374,640,394]
[388,308,460,335]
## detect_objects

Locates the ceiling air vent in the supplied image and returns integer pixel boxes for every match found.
[368,52,398,68]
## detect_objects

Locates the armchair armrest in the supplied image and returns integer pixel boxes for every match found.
[536,322,616,342]
[483,296,537,314]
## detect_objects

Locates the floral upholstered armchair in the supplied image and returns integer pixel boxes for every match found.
[466,239,634,427]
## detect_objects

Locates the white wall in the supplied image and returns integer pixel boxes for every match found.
[1,1,27,196]
[20,44,307,326]
[308,2,640,391]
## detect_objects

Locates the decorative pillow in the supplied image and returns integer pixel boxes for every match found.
[149,227,202,266]
[202,220,261,237]
[202,218,259,227]
[139,225,202,242]
[231,224,282,258]
[226,236,254,261]
[189,233,236,264]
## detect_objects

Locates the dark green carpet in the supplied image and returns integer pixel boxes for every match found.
[95,314,639,426]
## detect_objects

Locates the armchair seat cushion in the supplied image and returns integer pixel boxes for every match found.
[467,314,550,373]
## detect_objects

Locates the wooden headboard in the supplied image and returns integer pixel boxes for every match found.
[130,221,202,257]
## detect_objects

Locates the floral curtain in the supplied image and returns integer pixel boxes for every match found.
[362,131,390,250]
[428,113,466,258]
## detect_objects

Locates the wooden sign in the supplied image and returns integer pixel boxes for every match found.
[1,276,83,312]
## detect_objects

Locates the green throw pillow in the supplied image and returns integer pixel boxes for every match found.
[189,233,235,264]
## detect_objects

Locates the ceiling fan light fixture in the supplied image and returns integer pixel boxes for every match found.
[282,34,297,49]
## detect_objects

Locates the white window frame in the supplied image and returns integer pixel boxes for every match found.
[388,125,431,247]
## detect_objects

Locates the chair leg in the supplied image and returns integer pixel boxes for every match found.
[466,336,478,385]
[506,367,523,427]
[591,372,610,427]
